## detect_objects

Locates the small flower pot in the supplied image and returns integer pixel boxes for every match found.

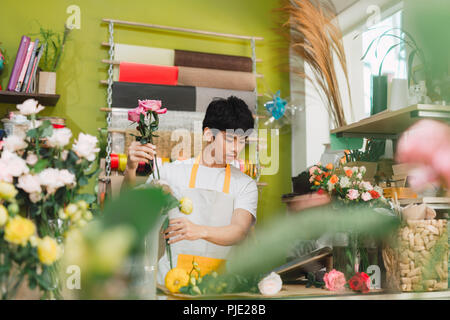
[38,71,56,94]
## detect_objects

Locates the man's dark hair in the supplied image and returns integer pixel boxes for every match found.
[202,96,254,133]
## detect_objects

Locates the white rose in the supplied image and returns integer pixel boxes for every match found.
[361,192,372,202]
[61,150,69,161]
[1,150,29,177]
[4,135,27,152]
[16,99,45,115]
[258,272,283,296]
[39,168,64,194]
[17,174,42,194]
[359,166,367,174]
[352,166,359,173]
[29,192,43,203]
[26,153,39,166]
[47,128,72,148]
[339,176,351,188]
[359,181,373,191]
[72,133,100,162]
[0,161,13,183]
[58,169,76,188]
[356,173,363,180]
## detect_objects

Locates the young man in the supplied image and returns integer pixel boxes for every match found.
[123,96,258,283]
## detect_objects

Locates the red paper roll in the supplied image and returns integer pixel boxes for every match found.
[119,62,179,86]
[110,153,119,169]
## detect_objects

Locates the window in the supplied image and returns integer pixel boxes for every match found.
[361,10,407,116]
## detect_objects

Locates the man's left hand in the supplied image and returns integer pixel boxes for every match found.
[164,218,207,244]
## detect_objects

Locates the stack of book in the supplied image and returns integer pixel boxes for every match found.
[6,36,46,94]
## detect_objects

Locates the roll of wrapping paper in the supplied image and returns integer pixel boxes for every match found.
[112,82,196,111]
[110,153,119,170]
[195,87,256,112]
[178,66,256,91]
[175,49,252,72]
[118,62,179,86]
[113,43,175,81]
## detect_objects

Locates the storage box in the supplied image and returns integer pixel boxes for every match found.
[383,219,448,292]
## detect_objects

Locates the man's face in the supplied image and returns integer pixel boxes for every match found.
[204,129,247,165]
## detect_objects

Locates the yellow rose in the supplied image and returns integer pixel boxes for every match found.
[37,236,61,265]
[179,197,193,215]
[0,205,9,226]
[4,216,36,246]
[0,182,18,200]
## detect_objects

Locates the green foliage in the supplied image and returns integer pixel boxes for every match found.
[345,139,386,162]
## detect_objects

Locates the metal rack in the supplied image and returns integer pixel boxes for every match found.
[101,18,264,185]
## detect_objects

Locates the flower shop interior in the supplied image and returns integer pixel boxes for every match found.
[0,0,449,301]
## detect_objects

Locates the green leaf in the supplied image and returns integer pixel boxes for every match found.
[26,128,39,139]
[33,159,49,174]
[74,193,97,204]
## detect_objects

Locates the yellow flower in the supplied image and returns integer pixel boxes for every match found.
[0,182,18,200]
[4,216,36,246]
[77,200,88,211]
[165,268,190,293]
[37,236,61,265]
[0,205,9,226]
[179,197,193,215]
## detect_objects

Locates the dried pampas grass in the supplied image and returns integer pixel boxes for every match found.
[280,0,352,128]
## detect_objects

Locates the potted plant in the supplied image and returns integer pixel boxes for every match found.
[34,25,71,94]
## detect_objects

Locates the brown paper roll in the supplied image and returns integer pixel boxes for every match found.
[178,66,256,91]
[175,50,253,72]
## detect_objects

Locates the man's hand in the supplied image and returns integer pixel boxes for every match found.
[127,141,156,170]
[164,218,207,244]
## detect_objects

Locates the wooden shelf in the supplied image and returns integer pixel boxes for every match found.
[0,90,60,106]
[331,104,450,139]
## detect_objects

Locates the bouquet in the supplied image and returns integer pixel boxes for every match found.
[128,99,167,178]
[0,99,99,299]
[309,163,387,208]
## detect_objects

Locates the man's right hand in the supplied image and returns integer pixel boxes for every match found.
[127,141,157,170]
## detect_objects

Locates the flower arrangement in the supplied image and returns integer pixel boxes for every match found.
[323,269,371,293]
[309,163,386,207]
[128,99,167,178]
[0,99,99,299]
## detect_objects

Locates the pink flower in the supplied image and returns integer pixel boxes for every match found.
[361,192,372,202]
[26,153,38,166]
[128,106,147,123]
[347,189,359,200]
[397,120,450,188]
[138,99,166,114]
[324,269,346,291]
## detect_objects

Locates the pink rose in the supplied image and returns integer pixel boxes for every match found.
[324,269,346,291]
[361,192,372,202]
[128,106,147,123]
[138,99,167,114]
[347,189,359,200]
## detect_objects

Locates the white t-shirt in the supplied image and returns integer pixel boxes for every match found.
[146,158,258,221]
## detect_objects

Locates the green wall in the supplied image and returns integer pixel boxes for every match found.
[0,0,291,225]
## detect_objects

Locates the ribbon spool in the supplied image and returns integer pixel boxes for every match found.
[110,153,119,170]
[118,153,128,172]
[52,124,65,129]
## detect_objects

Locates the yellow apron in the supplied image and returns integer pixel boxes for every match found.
[157,157,235,284]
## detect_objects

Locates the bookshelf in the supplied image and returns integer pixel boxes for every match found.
[0,90,59,106]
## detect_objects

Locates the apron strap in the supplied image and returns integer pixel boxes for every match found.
[189,155,231,194]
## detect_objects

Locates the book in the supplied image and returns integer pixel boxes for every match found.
[25,43,46,93]
[6,36,30,91]
[15,41,35,92]
[21,39,40,92]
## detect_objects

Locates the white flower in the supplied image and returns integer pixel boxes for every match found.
[359,166,367,174]
[361,192,372,202]
[47,128,72,148]
[72,133,100,162]
[0,150,29,177]
[339,176,351,188]
[17,174,42,194]
[39,168,64,194]
[16,99,45,115]
[3,135,27,152]
[58,169,76,188]
[29,192,42,203]
[356,173,363,180]
[0,161,13,183]
[352,166,359,173]
[258,272,282,296]
[26,153,38,166]
[327,181,334,192]
[359,181,373,191]
[61,150,69,161]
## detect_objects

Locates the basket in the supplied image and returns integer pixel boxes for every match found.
[383,219,448,292]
